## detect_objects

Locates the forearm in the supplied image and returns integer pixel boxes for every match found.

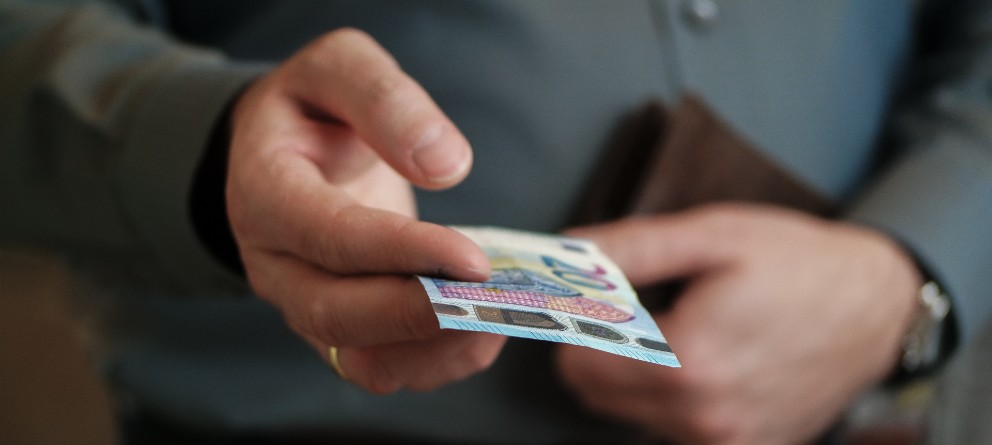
[0,0,265,291]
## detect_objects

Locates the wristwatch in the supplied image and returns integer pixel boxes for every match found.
[900,280,953,376]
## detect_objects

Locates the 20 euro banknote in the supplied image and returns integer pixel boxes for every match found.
[418,226,680,367]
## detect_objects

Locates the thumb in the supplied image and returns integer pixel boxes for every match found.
[288,28,471,189]
[565,212,735,287]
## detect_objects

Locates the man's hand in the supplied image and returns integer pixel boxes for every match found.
[555,204,923,444]
[226,28,505,394]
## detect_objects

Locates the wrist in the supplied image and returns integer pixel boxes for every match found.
[189,89,248,277]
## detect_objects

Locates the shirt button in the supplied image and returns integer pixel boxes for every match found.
[683,0,719,28]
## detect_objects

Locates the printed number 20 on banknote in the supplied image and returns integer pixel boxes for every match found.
[418,227,680,367]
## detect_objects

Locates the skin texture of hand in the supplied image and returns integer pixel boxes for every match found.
[555,204,924,445]
[226,28,505,394]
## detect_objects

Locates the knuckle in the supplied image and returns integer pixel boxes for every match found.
[362,73,409,123]
[307,295,349,346]
[303,205,356,272]
[461,340,500,374]
[366,69,406,100]
[666,366,741,443]
[241,258,284,307]
[666,352,711,391]
[244,270,270,301]
[394,281,439,341]
[307,226,345,271]
[697,368,735,398]
[363,353,403,395]
[365,377,402,395]
[685,409,738,444]
[396,304,436,341]
[239,256,267,294]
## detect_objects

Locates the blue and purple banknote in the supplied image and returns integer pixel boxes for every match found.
[418,227,680,367]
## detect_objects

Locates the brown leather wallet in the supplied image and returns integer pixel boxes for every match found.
[571,95,837,309]
[572,94,836,225]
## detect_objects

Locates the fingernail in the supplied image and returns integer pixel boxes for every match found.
[412,124,470,185]
[434,263,489,282]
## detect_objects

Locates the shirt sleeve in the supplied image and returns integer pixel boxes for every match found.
[0,0,268,293]
[846,0,992,344]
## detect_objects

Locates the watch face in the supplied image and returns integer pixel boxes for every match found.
[902,281,951,373]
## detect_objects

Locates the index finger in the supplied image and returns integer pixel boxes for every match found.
[231,152,490,280]
[253,253,445,347]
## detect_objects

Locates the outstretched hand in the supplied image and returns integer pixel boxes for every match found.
[556,204,923,444]
[226,28,505,393]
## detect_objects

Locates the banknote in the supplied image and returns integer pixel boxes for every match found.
[418,226,680,367]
